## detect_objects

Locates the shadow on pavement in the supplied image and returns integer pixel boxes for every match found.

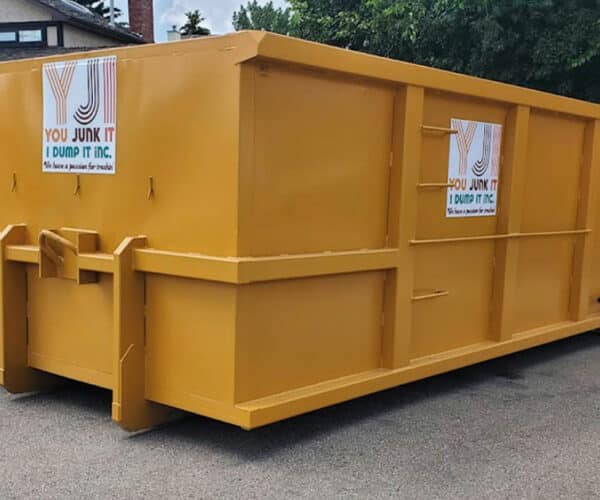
[6,331,600,460]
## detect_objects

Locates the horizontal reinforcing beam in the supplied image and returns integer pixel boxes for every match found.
[3,243,399,284]
[3,226,591,284]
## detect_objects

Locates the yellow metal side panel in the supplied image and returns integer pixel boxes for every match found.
[589,175,600,316]
[27,268,113,388]
[145,275,237,405]
[411,241,495,359]
[0,38,243,255]
[0,225,60,392]
[512,111,584,333]
[382,85,423,369]
[254,32,600,120]
[490,106,530,342]
[418,91,508,240]
[520,111,584,233]
[234,272,384,402]
[0,72,28,226]
[569,121,600,320]
[242,62,394,256]
[513,237,575,333]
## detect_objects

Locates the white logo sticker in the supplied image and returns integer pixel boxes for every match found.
[446,118,502,217]
[42,56,117,174]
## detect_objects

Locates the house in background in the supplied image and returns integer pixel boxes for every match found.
[0,0,154,61]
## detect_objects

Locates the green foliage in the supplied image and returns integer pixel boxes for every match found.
[288,0,374,49]
[180,10,211,37]
[180,10,211,36]
[386,0,600,101]
[233,0,600,102]
[73,0,121,19]
[233,1,292,33]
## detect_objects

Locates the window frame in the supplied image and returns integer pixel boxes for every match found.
[0,22,63,48]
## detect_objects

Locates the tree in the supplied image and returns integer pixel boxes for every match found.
[375,0,600,102]
[233,1,292,34]
[180,10,211,37]
[74,0,121,19]
[415,0,600,101]
[233,0,600,103]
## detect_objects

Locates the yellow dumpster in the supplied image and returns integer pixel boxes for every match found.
[1,31,600,430]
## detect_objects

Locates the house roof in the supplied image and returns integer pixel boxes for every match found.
[0,46,98,61]
[34,0,145,44]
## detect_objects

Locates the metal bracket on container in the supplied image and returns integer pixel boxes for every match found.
[416,182,454,189]
[38,228,99,284]
[421,125,458,135]
[147,176,155,200]
[411,289,449,301]
[73,175,81,196]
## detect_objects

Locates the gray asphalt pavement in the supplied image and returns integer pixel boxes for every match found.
[1,333,600,499]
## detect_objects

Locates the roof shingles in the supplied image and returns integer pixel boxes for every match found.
[0,46,99,61]
[35,0,144,44]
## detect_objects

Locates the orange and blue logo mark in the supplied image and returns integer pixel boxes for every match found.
[44,57,116,127]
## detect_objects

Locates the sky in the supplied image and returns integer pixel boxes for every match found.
[114,0,287,42]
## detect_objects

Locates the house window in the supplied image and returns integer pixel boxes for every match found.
[46,26,58,47]
[0,23,61,48]
[0,32,17,42]
[18,29,43,43]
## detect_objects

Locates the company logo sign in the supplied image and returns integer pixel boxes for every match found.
[446,118,502,218]
[43,56,117,174]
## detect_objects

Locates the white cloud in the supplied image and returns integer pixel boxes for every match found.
[159,0,199,29]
